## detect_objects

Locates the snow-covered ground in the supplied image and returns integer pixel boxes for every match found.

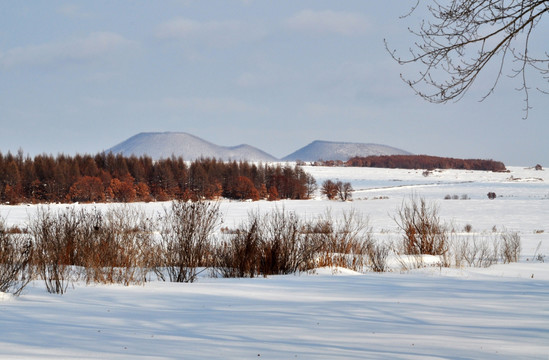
[1,166,548,359]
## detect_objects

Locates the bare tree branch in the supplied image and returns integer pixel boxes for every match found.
[386,0,549,118]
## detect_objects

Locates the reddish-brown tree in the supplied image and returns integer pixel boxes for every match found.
[68,176,105,203]
[346,155,506,172]
[3,184,21,204]
[0,152,317,204]
[235,176,260,201]
[110,176,137,203]
[204,181,223,200]
[267,186,279,201]
[259,183,268,200]
[135,182,152,202]
[152,186,170,202]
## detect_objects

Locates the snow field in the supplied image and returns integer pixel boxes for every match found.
[1,271,547,359]
[1,165,548,359]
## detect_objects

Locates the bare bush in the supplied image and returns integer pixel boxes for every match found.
[216,213,262,278]
[366,242,390,273]
[159,201,221,283]
[500,231,521,263]
[450,234,468,268]
[463,236,498,268]
[393,197,448,256]
[109,206,157,284]
[216,208,379,276]
[8,194,521,294]
[216,208,320,277]
[314,210,372,271]
[28,206,157,293]
[82,206,156,286]
[259,208,317,275]
[0,218,33,295]
[449,230,521,268]
[29,207,77,294]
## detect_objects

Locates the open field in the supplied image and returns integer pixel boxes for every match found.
[1,165,548,359]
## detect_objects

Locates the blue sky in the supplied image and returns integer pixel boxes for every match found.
[1,1,547,166]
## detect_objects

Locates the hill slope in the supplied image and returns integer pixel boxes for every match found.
[108,132,279,162]
[283,140,412,162]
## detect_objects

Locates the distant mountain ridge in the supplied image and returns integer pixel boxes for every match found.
[282,140,412,162]
[107,132,412,162]
[107,132,278,162]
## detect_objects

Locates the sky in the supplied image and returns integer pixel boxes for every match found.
[1,1,548,166]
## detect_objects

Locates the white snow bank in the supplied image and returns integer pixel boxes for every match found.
[386,254,442,270]
[309,266,362,276]
[0,291,14,302]
[1,274,548,359]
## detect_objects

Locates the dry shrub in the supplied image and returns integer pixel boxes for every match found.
[12,196,521,295]
[313,210,372,271]
[216,214,261,278]
[0,217,33,295]
[81,206,156,285]
[216,208,319,278]
[29,206,157,293]
[259,208,317,275]
[394,196,448,256]
[29,207,77,294]
[500,231,521,263]
[366,242,390,272]
[463,236,498,268]
[158,200,221,283]
[449,230,521,268]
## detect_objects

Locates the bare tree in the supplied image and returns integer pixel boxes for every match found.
[386,0,549,117]
[321,180,338,200]
[336,181,353,202]
[304,173,318,199]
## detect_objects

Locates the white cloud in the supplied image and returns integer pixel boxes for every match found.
[0,32,136,68]
[156,17,264,47]
[285,9,370,36]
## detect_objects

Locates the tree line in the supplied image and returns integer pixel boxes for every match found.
[345,155,506,172]
[0,151,317,204]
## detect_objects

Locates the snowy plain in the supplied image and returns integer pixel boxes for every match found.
[1,165,548,359]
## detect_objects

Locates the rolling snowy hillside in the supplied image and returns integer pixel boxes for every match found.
[108,133,412,163]
[107,132,279,162]
[283,140,411,162]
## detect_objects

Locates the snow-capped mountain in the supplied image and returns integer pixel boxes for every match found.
[108,133,412,163]
[107,132,279,162]
[282,140,412,162]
